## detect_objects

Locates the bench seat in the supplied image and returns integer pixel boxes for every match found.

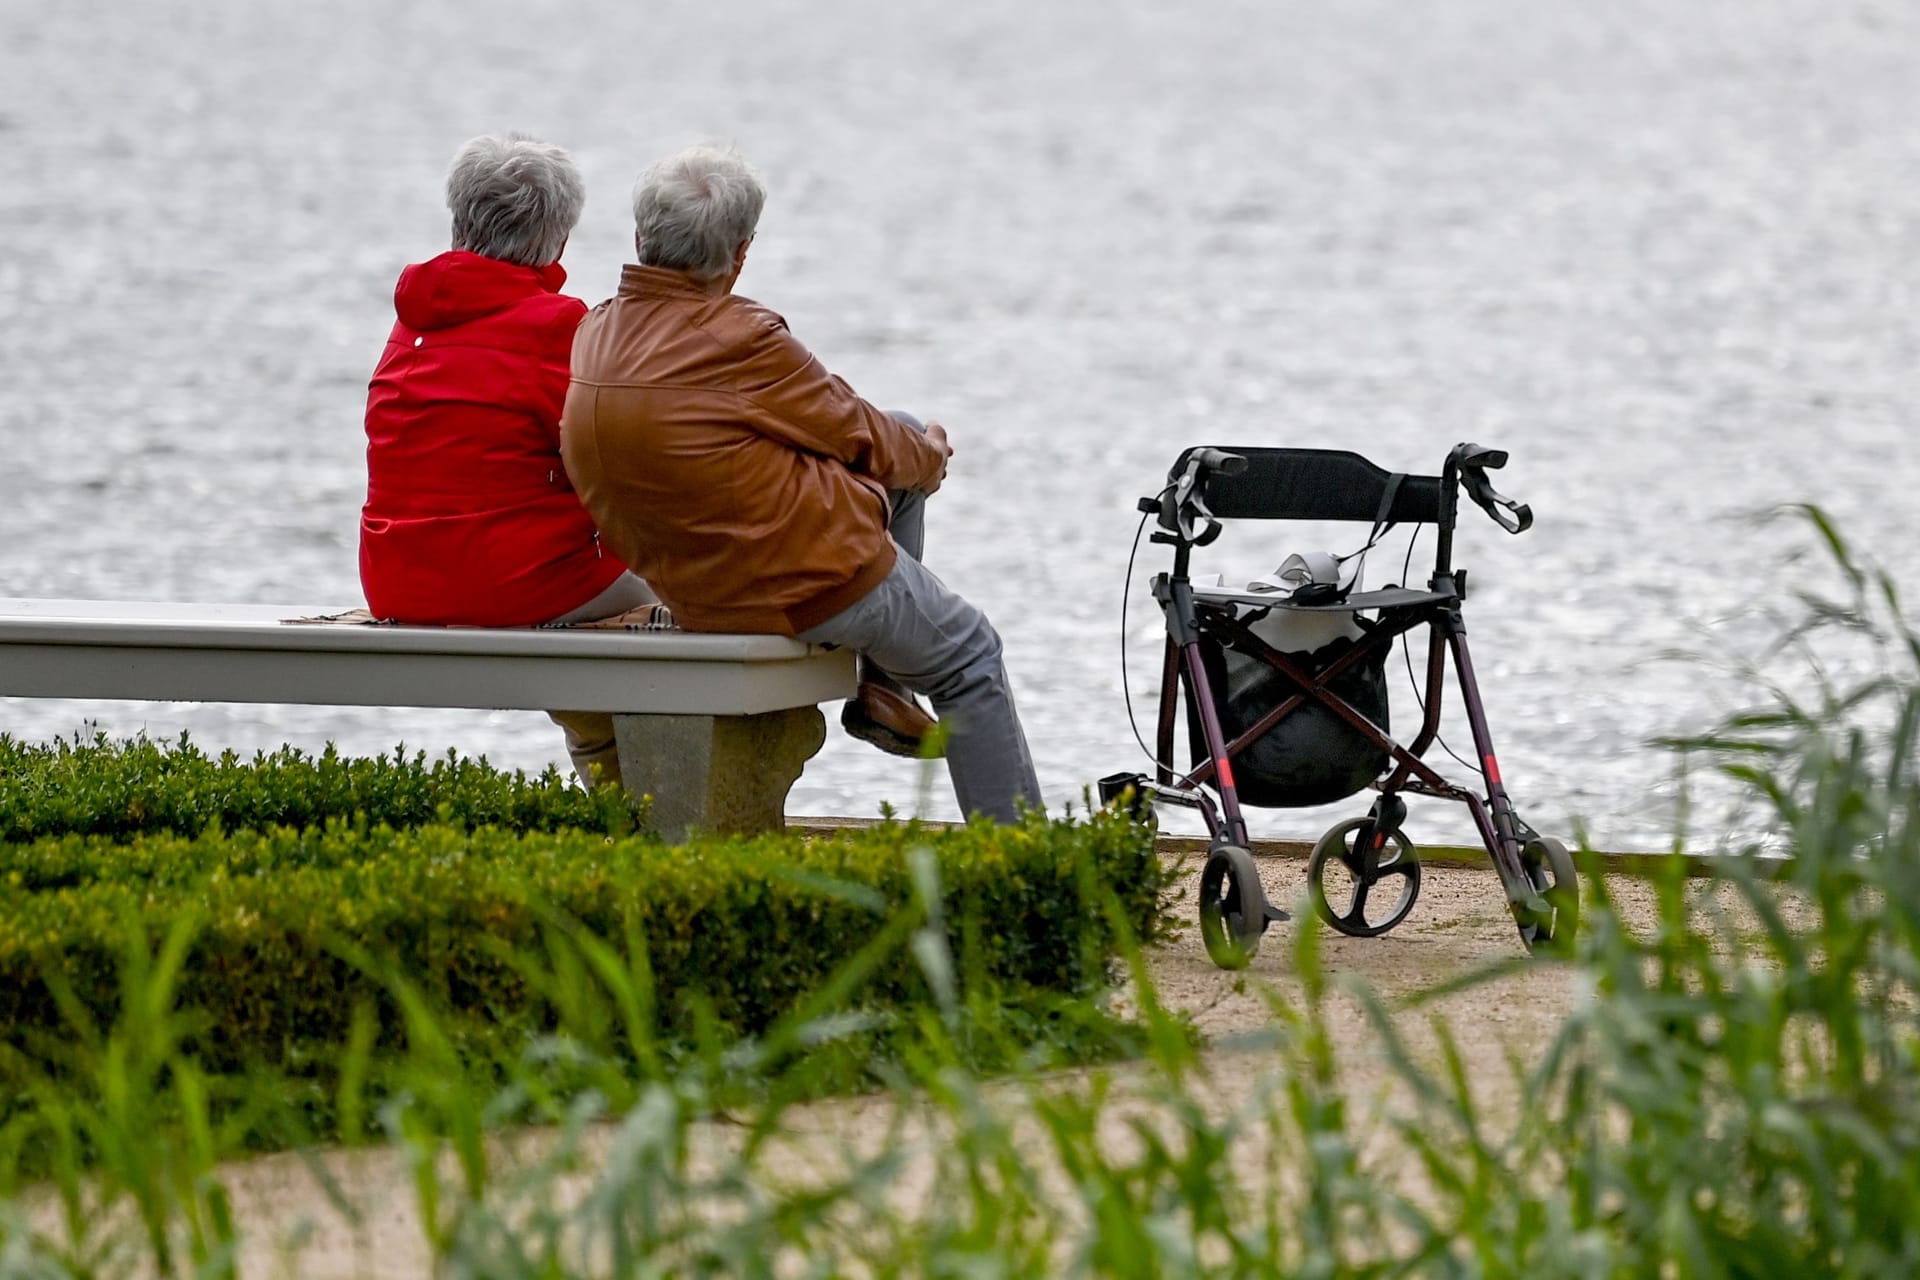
[0,598,858,841]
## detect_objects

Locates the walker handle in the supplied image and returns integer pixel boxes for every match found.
[1453,442,1533,534]
[1188,448,1248,478]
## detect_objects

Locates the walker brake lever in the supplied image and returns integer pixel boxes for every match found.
[1164,449,1244,546]
[1468,476,1532,534]
[1180,494,1224,546]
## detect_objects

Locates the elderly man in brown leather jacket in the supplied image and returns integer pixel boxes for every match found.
[560,145,1040,824]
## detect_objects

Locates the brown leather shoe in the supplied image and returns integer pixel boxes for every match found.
[841,682,942,758]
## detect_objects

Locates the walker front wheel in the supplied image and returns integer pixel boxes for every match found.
[1517,835,1579,954]
[1308,817,1422,938]
[1199,844,1267,969]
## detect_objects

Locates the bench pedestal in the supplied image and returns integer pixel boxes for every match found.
[614,707,829,843]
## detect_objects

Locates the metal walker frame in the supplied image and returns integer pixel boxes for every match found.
[1101,443,1577,968]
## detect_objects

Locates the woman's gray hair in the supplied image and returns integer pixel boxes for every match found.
[445,134,585,268]
[631,146,766,280]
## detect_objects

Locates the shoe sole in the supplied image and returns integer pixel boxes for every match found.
[842,703,941,759]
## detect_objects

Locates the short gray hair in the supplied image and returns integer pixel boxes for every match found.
[445,134,585,268]
[631,145,766,280]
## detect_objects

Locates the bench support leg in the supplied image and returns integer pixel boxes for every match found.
[612,707,827,843]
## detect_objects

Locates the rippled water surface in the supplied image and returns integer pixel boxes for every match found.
[3,0,1916,850]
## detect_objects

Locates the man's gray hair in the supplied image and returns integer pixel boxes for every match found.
[631,146,766,280]
[445,134,585,268]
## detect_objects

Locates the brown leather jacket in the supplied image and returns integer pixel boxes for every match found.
[561,265,947,635]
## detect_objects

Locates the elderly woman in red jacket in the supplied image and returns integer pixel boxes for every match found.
[360,134,652,786]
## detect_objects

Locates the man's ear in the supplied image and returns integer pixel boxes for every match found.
[734,238,752,273]
[634,231,645,260]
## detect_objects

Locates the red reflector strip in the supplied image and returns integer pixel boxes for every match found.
[1217,757,1236,790]
[1484,754,1502,785]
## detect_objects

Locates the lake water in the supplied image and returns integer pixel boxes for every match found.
[3,0,1916,851]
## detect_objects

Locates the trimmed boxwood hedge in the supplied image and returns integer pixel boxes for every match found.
[0,733,645,844]
[0,811,1172,1072]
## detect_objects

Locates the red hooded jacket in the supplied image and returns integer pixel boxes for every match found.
[359,251,626,625]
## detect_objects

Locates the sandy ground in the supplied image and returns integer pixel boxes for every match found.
[33,855,1685,1277]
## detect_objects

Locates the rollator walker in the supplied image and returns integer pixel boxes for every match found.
[1100,443,1578,969]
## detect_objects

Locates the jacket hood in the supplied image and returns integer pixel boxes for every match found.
[393,251,568,331]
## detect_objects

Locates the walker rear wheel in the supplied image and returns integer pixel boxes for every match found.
[1198,843,1268,969]
[1517,835,1579,954]
[1308,817,1422,938]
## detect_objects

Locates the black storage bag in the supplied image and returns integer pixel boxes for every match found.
[1186,629,1391,808]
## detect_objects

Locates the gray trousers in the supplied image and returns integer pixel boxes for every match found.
[795,415,1041,824]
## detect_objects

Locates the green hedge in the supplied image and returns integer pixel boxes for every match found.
[0,734,645,843]
[0,812,1171,1071]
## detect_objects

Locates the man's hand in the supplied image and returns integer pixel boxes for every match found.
[923,421,953,494]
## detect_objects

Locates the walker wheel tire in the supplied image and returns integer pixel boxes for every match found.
[1198,843,1268,970]
[1308,817,1422,938]
[1517,835,1579,954]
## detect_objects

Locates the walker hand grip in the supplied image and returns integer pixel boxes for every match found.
[1453,443,1508,471]
[1189,448,1248,478]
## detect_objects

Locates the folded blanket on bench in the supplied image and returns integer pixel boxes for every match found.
[282,604,679,632]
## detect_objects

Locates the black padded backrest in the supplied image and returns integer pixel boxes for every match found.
[1169,446,1447,526]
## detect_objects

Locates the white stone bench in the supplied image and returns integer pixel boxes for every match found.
[0,598,856,842]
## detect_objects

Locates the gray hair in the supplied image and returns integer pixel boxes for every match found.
[631,145,766,280]
[445,134,585,268]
